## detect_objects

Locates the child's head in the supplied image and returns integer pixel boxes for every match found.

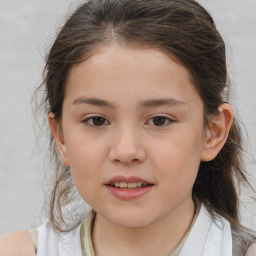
[39,0,246,230]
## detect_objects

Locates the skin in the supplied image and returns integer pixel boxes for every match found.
[50,44,233,256]
[0,231,34,256]
[0,44,233,256]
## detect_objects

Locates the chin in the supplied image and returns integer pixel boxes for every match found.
[102,208,155,228]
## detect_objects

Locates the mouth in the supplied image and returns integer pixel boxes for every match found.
[105,175,153,188]
[104,176,154,200]
[107,182,151,189]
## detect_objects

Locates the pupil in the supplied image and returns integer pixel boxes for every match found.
[93,117,105,126]
[153,117,166,126]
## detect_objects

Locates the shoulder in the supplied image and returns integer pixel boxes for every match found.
[0,230,34,256]
[231,223,256,256]
[246,241,256,256]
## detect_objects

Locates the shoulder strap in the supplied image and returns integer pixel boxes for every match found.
[28,228,38,255]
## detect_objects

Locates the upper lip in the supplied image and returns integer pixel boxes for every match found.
[105,175,152,184]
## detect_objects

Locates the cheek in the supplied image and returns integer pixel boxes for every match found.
[66,140,104,203]
[66,127,107,162]
[64,133,108,183]
[151,126,204,185]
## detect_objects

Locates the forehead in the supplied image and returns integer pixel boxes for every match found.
[65,44,201,107]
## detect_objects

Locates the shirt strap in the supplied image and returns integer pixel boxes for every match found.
[28,228,38,255]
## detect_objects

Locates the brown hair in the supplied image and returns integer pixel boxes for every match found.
[37,0,254,241]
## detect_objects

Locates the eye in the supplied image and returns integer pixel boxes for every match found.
[147,116,174,127]
[82,116,110,127]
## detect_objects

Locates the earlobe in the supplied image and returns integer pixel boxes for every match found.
[201,103,233,161]
[48,113,70,166]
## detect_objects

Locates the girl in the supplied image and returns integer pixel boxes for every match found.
[1,0,256,255]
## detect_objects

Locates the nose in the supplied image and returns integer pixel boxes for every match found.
[108,126,146,165]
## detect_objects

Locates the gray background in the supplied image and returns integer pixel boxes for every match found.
[0,0,256,235]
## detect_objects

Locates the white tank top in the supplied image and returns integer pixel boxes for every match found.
[37,222,83,256]
[32,204,256,256]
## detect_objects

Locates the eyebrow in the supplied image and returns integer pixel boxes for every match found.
[138,98,186,108]
[72,97,186,108]
[72,97,115,108]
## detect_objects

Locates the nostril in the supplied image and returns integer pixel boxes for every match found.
[108,145,146,165]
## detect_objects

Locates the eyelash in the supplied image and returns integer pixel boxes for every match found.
[82,116,110,127]
[82,115,175,127]
[147,116,174,127]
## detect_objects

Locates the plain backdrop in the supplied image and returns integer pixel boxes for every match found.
[0,0,256,235]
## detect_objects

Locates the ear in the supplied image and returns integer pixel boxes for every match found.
[48,113,70,166]
[201,103,233,161]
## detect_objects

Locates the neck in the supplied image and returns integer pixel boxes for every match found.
[92,197,195,256]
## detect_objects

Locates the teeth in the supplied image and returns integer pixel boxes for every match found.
[120,182,127,188]
[128,183,136,188]
[110,182,148,188]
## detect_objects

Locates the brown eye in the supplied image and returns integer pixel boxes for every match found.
[83,116,109,126]
[152,117,167,126]
[147,116,174,127]
[93,117,106,126]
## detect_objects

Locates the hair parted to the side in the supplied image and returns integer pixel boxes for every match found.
[36,0,254,241]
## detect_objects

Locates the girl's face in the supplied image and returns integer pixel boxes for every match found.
[54,44,211,228]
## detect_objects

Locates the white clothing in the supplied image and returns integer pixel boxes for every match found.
[179,204,232,256]
[37,222,82,256]
[35,204,255,256]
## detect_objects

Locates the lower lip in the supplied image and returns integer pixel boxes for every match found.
[105,185,153,200]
